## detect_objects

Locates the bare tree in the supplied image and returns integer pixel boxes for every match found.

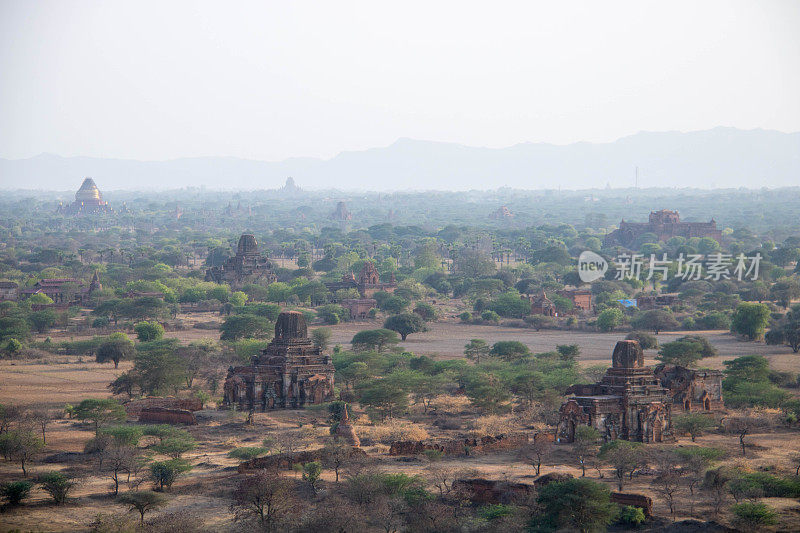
[322,438,351,482]
[651,450,683,520]
[724,415,770,457]
[231,468,297,533]
[518,439,552,476]
[427,465,479,497]
[28,409,53,445]
[101,443,138,495]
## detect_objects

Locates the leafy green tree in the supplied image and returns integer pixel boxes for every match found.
[220,314,271,341]
[153,435,197,458]
[556,344,580,361]
[228,447,271,461]
[150,458,192,491]
[100,425,143,446]
[96,332,135,368]
[3,430,44,475]
[657,339,704,367]
[74,398,126,434]
[731,302,770,340]
[596,308,623,332]
[230,290,248,307]
[381,295,410,314]
[489,340,530,361]
[573,425,600,477]
[674,413,717,442]
[383,313,426,341]
[356,379,409,419]
[118,491,167,525]
[311,327,332,351]
[351,329,400,352]
[134,321,164,342]
[488,291,531,318]
[534,478,617,533]
[464,339,490,364]
[598,439,646,490]
[0,315,30,343]
[465,372,511,413]
[302,461,323,492]
[134,339,187,395]
[631,309,679,334]
[625,331,658,349]
[412,302,437,321]
[28,308,57,334]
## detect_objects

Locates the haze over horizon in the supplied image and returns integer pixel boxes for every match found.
[2,1,799,177]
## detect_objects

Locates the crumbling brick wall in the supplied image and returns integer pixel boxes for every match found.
[138,407,197,425]
[125,397,203,417]
[388,433,528,456]
[610,492,653,517]
[452,478,533,504]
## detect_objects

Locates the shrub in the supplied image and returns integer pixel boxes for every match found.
[731,502,778,528]
[134,321,164,342]
[0,480,32,506]
[481,310,500,323]
[617,505,646,527]
[459,311,472,323]
[228,447,270,461]
[150,458,191,491]
[37,471,75,504]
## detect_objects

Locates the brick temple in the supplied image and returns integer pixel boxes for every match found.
[222,311,335,411]
[604,210,722,248]
[558,340,673,443]
[205,234,276,288]
[325,261,396,298]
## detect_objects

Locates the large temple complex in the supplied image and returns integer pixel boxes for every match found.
[205,234,276,288]
[325,261,397,298]
[604,209,722,247]
[59,178,112,215]
[558,340,674,443]
[223,311,335,411]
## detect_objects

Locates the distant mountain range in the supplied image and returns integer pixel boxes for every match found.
[1,127,798,191]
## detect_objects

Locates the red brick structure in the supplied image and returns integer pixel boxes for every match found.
[124,397,203,417]
[223,311,335,410]
[528,291,556,316]
[605,210,722,248]
[138,407,197,425]
[653,364,724,412]
[340,298,377,319]
[388,434,528,456]
[559,340,673,443]
[325,261,396,298]
[557,289,593,313]
[452,479,532,504]
[205,234,276,288]
[610,493,654,517]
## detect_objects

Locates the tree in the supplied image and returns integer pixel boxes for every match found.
[573,425,600,477]
[74,398,126,434]
[596,308,623,332]
[356,379,409,419]
[232,468,296,532]
[412,302,437,321]
[632,309,679,334]
[134,321,164,342]
[464,372,511,414]
[651,450,684,519]
[455,249,495,277]
[153,435,196,458]
[220,314,271,341]
[96,332,135,369]
[518,439,552,476]
[37,471,75,504]
[134,340,187,395]
[383,313,426,341]
[731,302,770,340]
[535,478,617,533]
[321,438,351,482]
[674,413,717,441]
[489,340,530,361]
[724,415,770,457]
[311,328,332,352]
[625,331,658,349]
[118,491,167,525]
[29,308,57,334]
[101,443,138,495]
[464,339,490,364]
[657,339,704,367]
[598,439,645,490]
[381,295,410,314]
[150,458,191,490]
[556,344,580,361]
[28,408,52,444]
[302,461,322,492]
[351,329,400,352]
[770,278,800,308]
[5,430,44,475]
[230,290,248,307]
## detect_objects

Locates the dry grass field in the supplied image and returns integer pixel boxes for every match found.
[2,316,800,531]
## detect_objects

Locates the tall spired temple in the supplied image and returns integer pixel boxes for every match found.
[59,178,112,214]
[223,311,335,410]
[558,340,673,443]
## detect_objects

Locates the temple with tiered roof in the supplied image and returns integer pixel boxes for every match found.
[223,311,335,410]
[59,178,112,214]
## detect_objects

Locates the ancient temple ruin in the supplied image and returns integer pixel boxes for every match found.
[604,210,722,247]
[205,234,276,288]
[558,340,673,443]
[654,364,723,412]
[325,261,397,298]
[223,311,335,410]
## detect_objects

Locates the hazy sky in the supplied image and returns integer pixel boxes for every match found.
[1,0,799,161]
